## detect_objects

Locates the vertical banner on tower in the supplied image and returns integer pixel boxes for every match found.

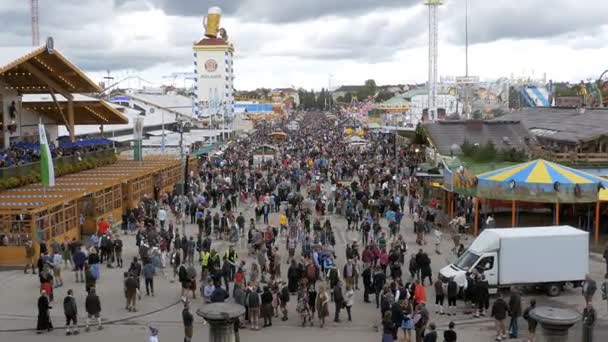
[133,116,144,161]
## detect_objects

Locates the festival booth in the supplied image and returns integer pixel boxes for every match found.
[269,130,288,143]
[472,159,608,242]
[252,144,279,166]
[0,157,181,265]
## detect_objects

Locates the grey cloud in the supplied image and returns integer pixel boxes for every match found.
[149,0,418,23]
[443,0,608,45]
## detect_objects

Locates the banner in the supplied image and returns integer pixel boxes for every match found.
[133,116,144,161]
[39,123,55,187]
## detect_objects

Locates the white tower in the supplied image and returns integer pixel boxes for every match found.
[193,7,235,126]
[426,0,443,122]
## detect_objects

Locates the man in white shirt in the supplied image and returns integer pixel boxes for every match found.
[157,208,167,230]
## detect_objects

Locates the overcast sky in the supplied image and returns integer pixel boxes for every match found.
[2,0,608,90]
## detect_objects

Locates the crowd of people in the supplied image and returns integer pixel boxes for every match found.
[27,110,603,342]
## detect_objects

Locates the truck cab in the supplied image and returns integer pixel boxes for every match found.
[440,249,499,293]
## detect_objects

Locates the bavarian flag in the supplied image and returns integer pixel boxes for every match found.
[39,123,55,187]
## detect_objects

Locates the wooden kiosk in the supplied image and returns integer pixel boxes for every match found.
[0,158,181,266]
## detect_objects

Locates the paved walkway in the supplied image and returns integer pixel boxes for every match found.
[1,194,607,341]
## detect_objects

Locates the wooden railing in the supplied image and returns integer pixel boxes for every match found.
[533,150,608,164]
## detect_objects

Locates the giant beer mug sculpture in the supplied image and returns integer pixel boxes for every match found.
[204,7,222,38]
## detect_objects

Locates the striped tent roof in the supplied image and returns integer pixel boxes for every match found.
[478,159,608,186]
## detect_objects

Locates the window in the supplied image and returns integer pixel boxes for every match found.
[476,256,494,272]
[454,250,479,271]
[0,214,32,246]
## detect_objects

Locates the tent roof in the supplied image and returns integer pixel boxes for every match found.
[0,158,179,212]
[377,96,410,108]
[478,159,608,186]
[22,94,128,125]
[0,45,101,94]
[193,143,222,156]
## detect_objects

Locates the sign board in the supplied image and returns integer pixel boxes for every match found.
[456,76,480,85]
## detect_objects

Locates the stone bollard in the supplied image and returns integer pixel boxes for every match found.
[530,306,581,342]
[197,303,245,342]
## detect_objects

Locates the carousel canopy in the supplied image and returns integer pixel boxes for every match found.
[476,159,608,203]
[478,159,608,186]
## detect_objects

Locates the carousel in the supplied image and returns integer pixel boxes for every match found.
[465,159,608,242]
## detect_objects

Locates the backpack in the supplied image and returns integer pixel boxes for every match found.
[307,263,317,280]
[380,295,391,312]
[280,287,290,303]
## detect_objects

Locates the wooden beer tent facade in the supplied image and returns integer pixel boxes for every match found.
[0,158,181,266]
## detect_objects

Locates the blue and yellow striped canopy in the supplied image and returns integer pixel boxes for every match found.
[478,159,608,185]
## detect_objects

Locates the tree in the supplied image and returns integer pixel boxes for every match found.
[472,110,483,120]
[413,122,427,145]
[364,79,377,92]
[375,91,394,103]
[344,92,353,103]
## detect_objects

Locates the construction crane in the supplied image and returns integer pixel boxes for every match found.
[426,0,443,122]
[31,0,40,46]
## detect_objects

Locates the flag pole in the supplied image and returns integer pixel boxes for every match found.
[39,118,45,198]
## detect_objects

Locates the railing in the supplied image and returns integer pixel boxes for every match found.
[534,150,608,164]
[0,149,119,179]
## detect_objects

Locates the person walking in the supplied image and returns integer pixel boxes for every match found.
[148,324,160,342]
[63,289,79,335]
[433,278,445,315]
[382,311,396,342]
[523,299,537,342]
[423,322,437,342]
[508,289,522,339]
[84,264,96,294]
[374,266,387,309]
[52,249,64,288]
[36,289,53,334]
[125,272,139,312]
[333,280,344,323]
[362,265,372,303]
[114,235,124,268]
[247,284,261,330]
[491,293,508,341]
[261,286,274,327]
[446,276,458,316]
[143,260,156,296]
[475,274,490,317]
[24,237,36,274]
[182,301,194,342]
[73,247,86,283]
[583,302,596,342]
[85,288,102,332]
[317,284,330,328]
[582,274,597,306]
[443,321,457,342]
[344,284,355,322]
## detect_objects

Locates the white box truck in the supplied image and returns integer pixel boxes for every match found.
[439,226,588,296]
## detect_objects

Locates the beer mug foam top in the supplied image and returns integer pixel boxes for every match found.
[204,7,222,38]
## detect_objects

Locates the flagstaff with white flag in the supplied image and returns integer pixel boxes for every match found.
[39,122,55,187]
